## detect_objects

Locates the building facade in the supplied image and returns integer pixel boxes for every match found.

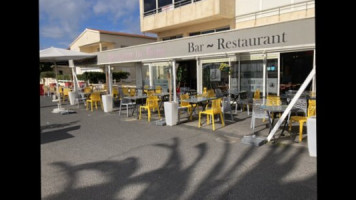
[96,0,315,97]
[69,28,156,86]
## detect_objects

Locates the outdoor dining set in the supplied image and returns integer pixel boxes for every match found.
[43,83,316,142]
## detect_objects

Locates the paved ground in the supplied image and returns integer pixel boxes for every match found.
[40,96,317,200]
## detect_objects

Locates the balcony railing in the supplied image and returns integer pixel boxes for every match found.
[235,0,315,23]
[143,0,203,17]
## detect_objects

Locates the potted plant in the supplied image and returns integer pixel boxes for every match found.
[219,63,231,75]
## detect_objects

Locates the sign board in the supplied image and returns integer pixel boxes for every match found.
[97,18,315,64]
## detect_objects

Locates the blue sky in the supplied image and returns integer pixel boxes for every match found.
[40,0,154,50]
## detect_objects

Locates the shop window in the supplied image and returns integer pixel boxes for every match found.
[202,62,229,92]
[240,60,263,93]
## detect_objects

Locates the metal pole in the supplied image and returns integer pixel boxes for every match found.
[108,65,112,95]
[266,68,315,142]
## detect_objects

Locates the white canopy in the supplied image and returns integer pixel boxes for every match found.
[40,47,96,62]
[40,47,97,113]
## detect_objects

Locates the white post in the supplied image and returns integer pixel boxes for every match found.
[108,65,112,95]
[172,60,177,102]
[262,52,267,97]
[312,49,316,93]
[196,58,202,94]
[149,64,153,87]
[266,68,316,142]
[228,57,231,90]
[277,52,280,96]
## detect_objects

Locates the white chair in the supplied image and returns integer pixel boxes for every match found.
[221,96,234,121]
[237,91,252,115]
[75,92,86,108]
[250,99,269,134]
[118,88,135,117]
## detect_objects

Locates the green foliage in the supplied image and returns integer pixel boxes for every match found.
[77,71,130,84]
[40,71,55,78]
[113,71,130,81]
[56,74,72,80]
[219,63,231,74]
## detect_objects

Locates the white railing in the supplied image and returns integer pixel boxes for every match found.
[235,0,315,23]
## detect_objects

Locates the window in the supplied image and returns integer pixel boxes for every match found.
[162,35,183,41]
[189,26,230,37]
[144,0,157,16]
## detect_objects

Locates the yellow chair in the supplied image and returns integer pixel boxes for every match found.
[129,88,136,97]
[180,94,195,120]
[144,85,149,94]
[289,99,316,142]
[86,92,102,112]
[84,87,92,94]
[207,89,215,98]
[253,89,261,100]
[62,88,71,102]
[122,87,130,96]
[266,95,281,106]
[112,87,119,99]
[155,86,162,94]
[198,98,225,131]
[139,96,161,122]
[147,90,155,97]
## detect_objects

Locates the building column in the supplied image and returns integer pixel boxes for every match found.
[196,58,202,94]
[172,60,177,102]
[262,52,267,97]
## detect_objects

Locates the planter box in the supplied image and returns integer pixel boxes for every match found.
[68,91,76,105]
[307,116,317,157]
[102,95,113,112]
[164,102,178,126]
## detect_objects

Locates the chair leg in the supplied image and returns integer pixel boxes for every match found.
[126,105,129,117]
[198,112,202,128]
[212,114,215,131]
[299,122,304,142]
[148,109,151,122]
[220,112,225,127]
[139,107,142,120]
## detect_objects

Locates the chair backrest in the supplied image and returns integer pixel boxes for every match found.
[221,97,232,113]
[84,87,92,94]
[63,88,70,96]
[308,99,316,117]
[112,87,118,96]
[155,86,162,94]
[253,89,261,99]
[180,94,190,107]
[215,89,224,97]
[147,90,155,97]
[252,98,269,118]
[207,89,215,97]
[292,98,307,115]
[129,88,136,96]
[122,87,130,96]
[90,92,101,101]
[211,98,222,112]
[146,96,159,108]
[266,95,281,106]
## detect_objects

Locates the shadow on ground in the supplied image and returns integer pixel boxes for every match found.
[43,137,316,200]
[41,125,80,144]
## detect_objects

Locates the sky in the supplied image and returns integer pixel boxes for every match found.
[39,0,154,50]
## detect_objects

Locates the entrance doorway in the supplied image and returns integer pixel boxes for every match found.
[176,60,197,93]
[280,51,314,94]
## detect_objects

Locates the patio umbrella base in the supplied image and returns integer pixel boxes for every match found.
[241,135,267,146]
[52,107,65,113]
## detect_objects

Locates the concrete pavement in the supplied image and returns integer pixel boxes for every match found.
[40,96,316,200]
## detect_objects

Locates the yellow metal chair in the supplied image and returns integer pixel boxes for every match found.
[139,96,161,122]
[207,89,215,98]
[62,88,71,102]
[289,99,316,142]
[155,86,162,94]
[129,88,136,97]
[122,87,130,97]
[147,90,155,97]
[112,87,119,100]
[179,94,195,120]
[83,87,92,94]
[253,89,261,100]
[198,98,225,131]
[86,92,102,112]
[144,85,149,94]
